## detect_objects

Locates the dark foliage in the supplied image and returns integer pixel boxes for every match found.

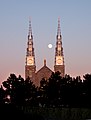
[0,72,91,108]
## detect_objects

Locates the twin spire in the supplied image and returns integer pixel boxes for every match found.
[27,17,63,63]
[26,17,65,78]
[28,17,61,39]
[28,17,61,40]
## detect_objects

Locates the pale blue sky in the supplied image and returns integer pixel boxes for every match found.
[0,0,91,84]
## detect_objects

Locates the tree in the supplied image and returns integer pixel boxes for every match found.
[83,74,91,107]
[45,72,62,107]
[0,85,5,104]
[38,78,48,107]
[24,77,38,106]
[2,74,25,105]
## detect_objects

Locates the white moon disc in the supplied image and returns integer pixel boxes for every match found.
[48,44,52,48]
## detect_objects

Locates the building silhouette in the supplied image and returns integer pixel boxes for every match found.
[25,18,65,86]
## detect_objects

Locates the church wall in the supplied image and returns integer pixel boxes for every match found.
[35,66,53,86]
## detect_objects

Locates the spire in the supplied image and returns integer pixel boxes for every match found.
[28,18,33,40]
[57,17,61,39]
[26,18,35,58]
[55,17,64,63]
[54,18,65,77]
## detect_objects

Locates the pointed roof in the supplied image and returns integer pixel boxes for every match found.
[28,18,32,40]
[36,65,53,74]
[57,17,61,39]
[37,60,53,74]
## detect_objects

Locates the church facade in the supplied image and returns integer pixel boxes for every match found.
[25,18,65,86]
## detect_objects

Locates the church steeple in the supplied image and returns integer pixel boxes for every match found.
[54,18,65,77]
[26,19,35,58]
[25,19,36,79]
[57,17,61,39]
[56,17,63,57]
[28,19,33,40]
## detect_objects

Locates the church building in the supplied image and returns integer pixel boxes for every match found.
[25,18,65,86]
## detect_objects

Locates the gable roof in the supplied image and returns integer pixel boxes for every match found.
[36,65,53,74]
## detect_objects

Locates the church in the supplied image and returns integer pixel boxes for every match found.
[25,18,65,86]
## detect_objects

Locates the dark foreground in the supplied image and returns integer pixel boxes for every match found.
[0,105,91,120]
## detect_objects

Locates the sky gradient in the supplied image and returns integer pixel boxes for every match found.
[0,0,91,84]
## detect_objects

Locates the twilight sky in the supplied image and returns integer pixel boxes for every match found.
[0,0,91,84]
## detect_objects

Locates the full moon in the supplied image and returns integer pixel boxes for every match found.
[48,44,52,48]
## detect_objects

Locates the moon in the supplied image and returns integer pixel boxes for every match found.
[48,44,52,49]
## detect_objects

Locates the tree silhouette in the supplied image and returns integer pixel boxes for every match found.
[45,71,62,107]
[0,85,5,104]
[38,78,48,107]
[0,72,91,108]
[83,74,91,107]
[2,74,38,106]
[24,77,38,106]
[2,74,25,105]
